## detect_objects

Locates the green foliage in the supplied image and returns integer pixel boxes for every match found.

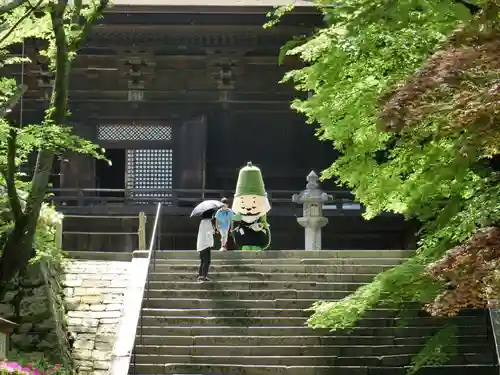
[407,325,459,375]
[0,172,64,264]
[307,254,441,329]
[280,0,500,314]
[274,0,500,373]
[426,226,500,316]
[264,4,296,28]
[0,0,108,289]
[6,350,71,374]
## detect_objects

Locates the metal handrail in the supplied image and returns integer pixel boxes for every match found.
[148,202,162,251]
[132,202,162,375]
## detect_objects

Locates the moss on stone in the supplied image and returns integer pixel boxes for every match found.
[0,261,74,371]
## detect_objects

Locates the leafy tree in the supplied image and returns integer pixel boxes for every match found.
[426,226,500,316]
[271,0,500,370]
[0,0,108,291]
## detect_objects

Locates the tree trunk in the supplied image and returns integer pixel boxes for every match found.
[0,0,69,290]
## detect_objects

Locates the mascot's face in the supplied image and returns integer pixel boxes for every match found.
[232,194,271,219]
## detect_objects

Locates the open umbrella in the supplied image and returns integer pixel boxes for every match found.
[190,200,224,218]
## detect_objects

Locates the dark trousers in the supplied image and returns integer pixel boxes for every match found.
[198,247,212,278]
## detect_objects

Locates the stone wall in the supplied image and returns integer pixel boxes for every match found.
[0,261,72,366]
[62,259,131,375]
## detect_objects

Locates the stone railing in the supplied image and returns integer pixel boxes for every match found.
[109,203,162,375]
[489,309,500,367]
[108,251,151,375]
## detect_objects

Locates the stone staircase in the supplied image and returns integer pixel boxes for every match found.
[129,250,498,375]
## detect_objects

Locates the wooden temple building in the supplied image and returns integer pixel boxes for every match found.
[9,0,413,251]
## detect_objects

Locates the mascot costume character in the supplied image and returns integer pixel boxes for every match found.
[231,162,271,251]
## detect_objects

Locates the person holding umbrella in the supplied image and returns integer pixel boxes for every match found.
[191,199,224,281]
[214,198,234,251]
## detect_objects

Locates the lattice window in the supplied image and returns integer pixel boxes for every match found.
[128,90,144,102]
[98,125,172,141]
[126,149,173,204]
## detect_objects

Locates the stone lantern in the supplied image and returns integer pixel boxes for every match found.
[292,171,332,250]
[0,317,17,360]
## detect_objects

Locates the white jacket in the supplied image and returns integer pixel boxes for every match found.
[197,218,214,251]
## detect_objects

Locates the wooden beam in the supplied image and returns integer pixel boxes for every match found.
[84,24,304,49]
[105,0,315,8]
[101,10,323,29]
[104,3,319,15]
[21,101,294,118]
[22,90,297,103]
[88,24,311,34]
[22,96,294,104]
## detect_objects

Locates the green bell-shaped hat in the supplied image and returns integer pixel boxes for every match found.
[235,162,266,197]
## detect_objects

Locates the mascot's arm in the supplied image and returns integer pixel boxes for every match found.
[231,216,243,248]
[261,215,269,230]
[260,215,271,250]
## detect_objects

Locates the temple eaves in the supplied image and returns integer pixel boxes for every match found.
[99,0,321,14]
[108,0,314,6]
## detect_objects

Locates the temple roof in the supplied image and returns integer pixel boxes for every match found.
[110,0,314,5]
[101,0,317,13]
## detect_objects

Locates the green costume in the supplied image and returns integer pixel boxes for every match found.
[231,162,271,251]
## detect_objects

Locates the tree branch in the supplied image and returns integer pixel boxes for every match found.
[68,0,109,52]
[0,0,68,290]
[453,0,482,15]
[0,0,30,16]
[0,84,27,118]
[25,0,68,208]
[71,0,82,25]
[1,127,23,220]
[0,0,44,47]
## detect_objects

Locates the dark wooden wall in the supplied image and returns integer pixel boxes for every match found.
[62,214,413,252]
[4,8,412,251]
[204,107,339,191]
[8,9,340,193]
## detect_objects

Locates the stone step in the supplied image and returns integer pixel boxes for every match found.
[138,315,484,328]
[129,248,495,375]
[150,264,397,273]
[152,257,406,266]
[148,272,379,282]
[139,307,480,319]
[139,316,313,327]
[133,334,490,347]
[131,352,493,366]
[67,251,132,261]
[134,325,486,337]
[132,343,489,357]
[145,280,367,291]
[145,288,354,300]
[141,298,427,310]
[142,307,312,317]
[130,363,498,375]
[142,298,332,309]
[151,250,415,259]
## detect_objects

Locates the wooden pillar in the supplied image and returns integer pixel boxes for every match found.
[59,152,95,206]
[174,116,208,201]
[60,152,96,189]
[59,123,97,203]
[138,212,146,250]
